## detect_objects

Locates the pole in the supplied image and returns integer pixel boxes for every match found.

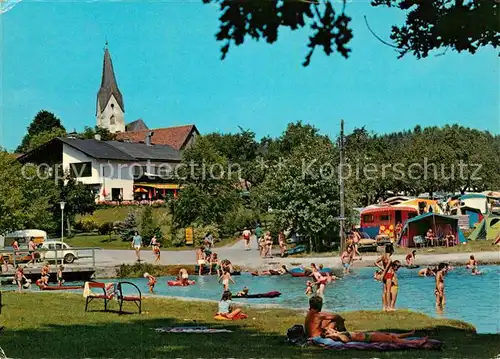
[339,119,346,252]
[61,207,64,243]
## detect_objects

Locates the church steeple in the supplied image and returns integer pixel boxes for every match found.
[96,43,125,133]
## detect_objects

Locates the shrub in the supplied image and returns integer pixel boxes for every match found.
[193,224,220,247]
[77,217,97,233]
[140,206,162,241]
[98,222,114,236]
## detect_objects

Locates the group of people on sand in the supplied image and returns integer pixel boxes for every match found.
[304,295,428,345]
[242,225,287,258]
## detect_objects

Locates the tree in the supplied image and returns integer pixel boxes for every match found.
[17,110,65,153]
[140,206,161,241]
[26,127,66,152]
[204,0,498,66]
[78,126,116,141]
[56,174,96,235]
[0,151,27,234]
[118,212,138,242]
[173,136,242,228]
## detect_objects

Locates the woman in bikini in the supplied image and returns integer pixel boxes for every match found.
[386,260,401,311]
[322,327,425,345]
[375,244,394,311]
[435,262,448,312]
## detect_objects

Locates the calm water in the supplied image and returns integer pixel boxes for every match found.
[120,265,500,334]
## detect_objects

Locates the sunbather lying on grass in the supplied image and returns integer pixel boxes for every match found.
[321,327,427,345]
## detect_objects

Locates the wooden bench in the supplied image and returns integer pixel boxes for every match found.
[116,281,142,314]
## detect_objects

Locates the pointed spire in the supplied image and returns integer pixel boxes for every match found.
[97,44,124,115]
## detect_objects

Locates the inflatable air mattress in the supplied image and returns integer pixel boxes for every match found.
[167,280,196,286]
[236,291,281,298]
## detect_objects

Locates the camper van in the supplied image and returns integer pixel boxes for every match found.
[2,229,47,248]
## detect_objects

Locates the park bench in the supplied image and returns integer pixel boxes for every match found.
[84,281,142,314]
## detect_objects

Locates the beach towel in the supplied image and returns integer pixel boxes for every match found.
[155,326,232,334]
[310,336,443,351]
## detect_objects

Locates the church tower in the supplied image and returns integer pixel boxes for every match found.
[96,44,125,133]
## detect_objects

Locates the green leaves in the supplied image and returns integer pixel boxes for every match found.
[17,110,65,153]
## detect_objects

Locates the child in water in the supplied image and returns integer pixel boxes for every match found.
[405,250,416,266]
[57,265,64,286]
[435,262,448,312]
[218,270,235,291]
[466,255,477,270]
[236,287,249,296]
[305,281,314,295]
[178,268,189,285]
[144,272,157,293]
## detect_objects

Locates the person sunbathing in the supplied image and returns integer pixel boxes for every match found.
[322,327,426,345]
[305,296,346,338]
[217,291,246,319]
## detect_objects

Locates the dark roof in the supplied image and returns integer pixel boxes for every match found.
[126,119,149,131]
[59,137,135,161]
[106,141,180,161]
[97,47,124,114]
[115,124,198,150]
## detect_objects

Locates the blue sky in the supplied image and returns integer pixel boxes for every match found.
[1,1,498,151]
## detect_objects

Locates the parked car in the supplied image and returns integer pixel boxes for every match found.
[40,241,79,264]
[357,232,378,252]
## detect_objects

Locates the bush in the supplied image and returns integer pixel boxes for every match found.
[77,217,97,233]
[140,206,162,241]
[98,222,114,236]
[193,224,220,247]
[221,206,258,236]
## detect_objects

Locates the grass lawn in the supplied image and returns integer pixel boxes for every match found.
[66,233,239,251]
[76,207,170,224]
[0,292,498,359]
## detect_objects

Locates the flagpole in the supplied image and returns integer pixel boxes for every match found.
[339,119,346,252]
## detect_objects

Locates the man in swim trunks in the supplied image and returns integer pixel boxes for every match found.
[196,246,206,275]
[305,296,346,339]
[340,246,354,274]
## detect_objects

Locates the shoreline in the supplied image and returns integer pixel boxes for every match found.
[96,250,500,278]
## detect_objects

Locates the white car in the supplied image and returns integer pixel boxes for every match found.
[40,241,79,264]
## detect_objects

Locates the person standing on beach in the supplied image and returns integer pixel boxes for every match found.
[131,232,142,262]
[278,231,287,257]
[242,228,251,250]
[255,224,263,249]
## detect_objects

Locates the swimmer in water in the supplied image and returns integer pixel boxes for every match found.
[466,255,477,270]
[435,263,448,312]
[305,281,314,295]
[418,267,435,277]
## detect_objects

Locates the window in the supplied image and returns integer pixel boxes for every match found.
[55,243,63,250]
[379,214,391,221]
[112,188,123,201]
[363,214,374,223]
[110,114,116,125]
[48,243,55,250]
[70,162,92,178]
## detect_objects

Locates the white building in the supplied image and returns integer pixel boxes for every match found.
[18,136,181,201]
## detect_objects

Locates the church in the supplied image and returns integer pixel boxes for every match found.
[18,46,201,202]
[95,44,199,151]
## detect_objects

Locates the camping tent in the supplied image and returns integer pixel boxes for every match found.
[468,215,500,241]
[398,199,442,214]
[397,213,463,247]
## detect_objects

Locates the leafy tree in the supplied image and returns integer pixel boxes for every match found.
[78,126,116,141]
[0,151,27,234]
[140,206,162,241]
[204,0,498,66]
[17,110,65,153]
[26,127,66,152]
[256,127,351,251]
[173,136,242,228]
